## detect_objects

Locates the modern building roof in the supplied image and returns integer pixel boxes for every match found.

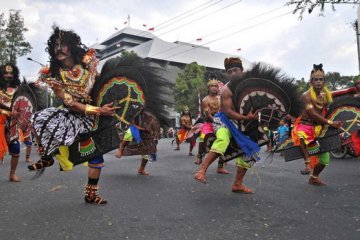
[122,37,250,69]
[102,27,156,44]
[97,27,251,70]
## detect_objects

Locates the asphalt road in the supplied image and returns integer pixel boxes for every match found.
[0,138,359,240]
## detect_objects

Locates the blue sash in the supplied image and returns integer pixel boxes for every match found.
[215,112,260,160]
[129,125,142,143]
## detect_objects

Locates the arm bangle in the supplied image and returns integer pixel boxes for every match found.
[85,104,101,116]
[305,104,314,110]
[0,109,10,117]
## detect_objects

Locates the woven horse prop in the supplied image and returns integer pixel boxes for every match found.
[7,81,46,144]
[59,55,172,168]
[278,89,360,161]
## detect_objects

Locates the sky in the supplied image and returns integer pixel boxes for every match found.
[0,0,359,81]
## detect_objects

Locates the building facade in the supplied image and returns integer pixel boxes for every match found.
[92,27,250,128]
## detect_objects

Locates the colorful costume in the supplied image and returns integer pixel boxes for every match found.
[0,85,17,156]
[212,112,260,168]
[0,64,22,181]
[194,57,301,192]
[0,114,7,160]
[277,124,289,145]
[177,113,192,144]
[195,76,229,173]
[117,111,160,175]
[291,64,338,184]
[28,27,171,204]
[174,107,196,154]
[30,49,100,169]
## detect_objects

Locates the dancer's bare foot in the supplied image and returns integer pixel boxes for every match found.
[115,149,122,158]
[217,168,230,174]
[194,167,206,184]
[308,176,326,186]
[138,170,149,176]
[231,185,253,194]
[9,174,21,182]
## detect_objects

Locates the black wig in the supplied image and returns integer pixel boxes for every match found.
[46,26,88,79]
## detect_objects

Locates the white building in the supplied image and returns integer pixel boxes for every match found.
[92,27,250,127]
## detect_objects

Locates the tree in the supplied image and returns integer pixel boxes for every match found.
[295,77,309,94]
[173,62,206,114]
[0,13,6,64]
[286,0,359,20]
[120,50,138,58]
[325,72,354,90]
[0,10,32,65]
[296,72,355,94]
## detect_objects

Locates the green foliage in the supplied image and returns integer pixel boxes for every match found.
[286,0,359,20]
[295,72,356,94]
[0,13,7,64]
[0,10,32,65]
[295,77,309,94]
[173,62,206,114]
[121,51,138,57]
[325,72,354,90]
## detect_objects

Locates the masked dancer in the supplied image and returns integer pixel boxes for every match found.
[28,27,118,204]
[194,57,259,193]
[292,64,342,185]
[195,73,229,174]
[0,64,21,181]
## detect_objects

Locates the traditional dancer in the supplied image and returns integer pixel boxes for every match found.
[28,27,118,204]
[174,106,195,156]
[292,64,342,184]
[0,63,21,181]
[195,74,229,174]
[115,110,160,175]
[194,57,259,193]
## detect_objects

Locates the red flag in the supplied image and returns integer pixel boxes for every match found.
[148,27,155,31]
[196,38,202,42]
[143,24,147,27]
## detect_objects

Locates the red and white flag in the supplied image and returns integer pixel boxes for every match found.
[148,27,155,31]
